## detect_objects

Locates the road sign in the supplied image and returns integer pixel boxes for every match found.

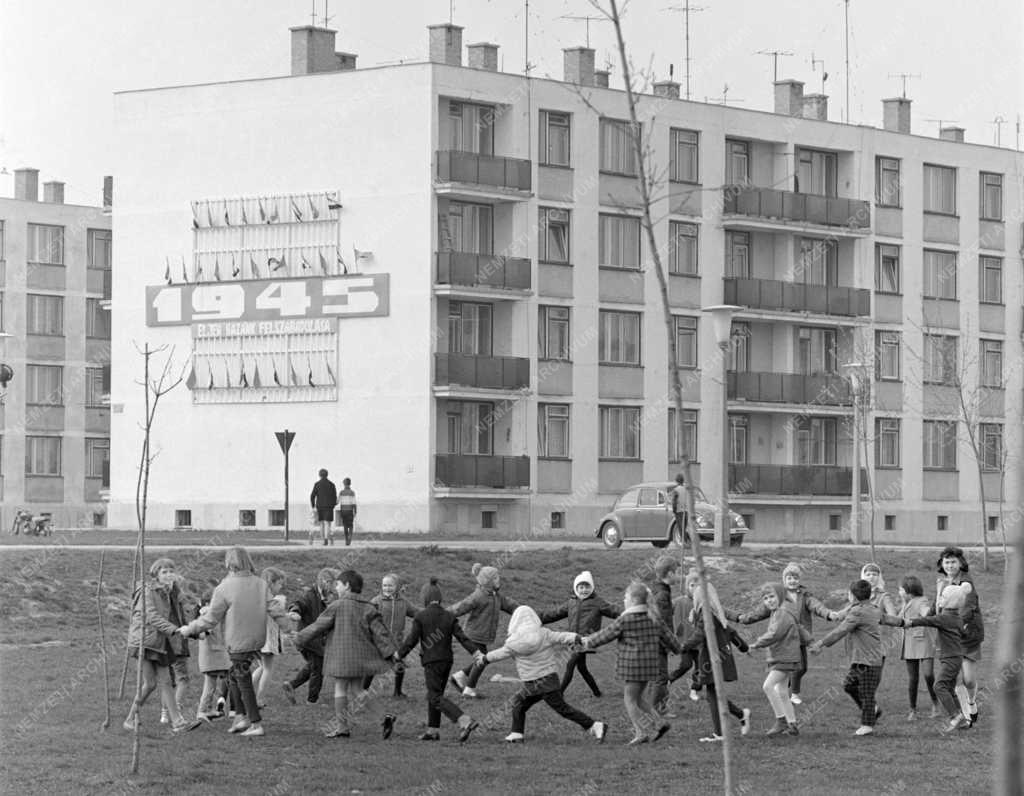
[275,430,295,454]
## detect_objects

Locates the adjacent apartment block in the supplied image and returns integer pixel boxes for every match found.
[106,23,1023,543]
[0,169,113,530]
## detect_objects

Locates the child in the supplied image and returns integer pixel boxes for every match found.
[195,588,231,721]
[123,558,203,734]
[679,572,750,742]
[250,567,287,708]
[338,477,357,546]
[180,546,293,737]
[448,563,519,698]
[936,546,984,725]
[584,582,680,745]
[363,573,417,697]
[748,583,810,736]
[293,570,402,739]
[650,556,680,716]
[310,468,337,546]
[808,579,884,736]
[486,606,606,744]
[884,582,971,734]
[897,575,939,720]
[283,567,338,705]
[539,570,620,697]
[397,578,480,742]
[667,581,701,703]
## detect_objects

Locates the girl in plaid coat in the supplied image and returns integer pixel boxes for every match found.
[584,582,680,745]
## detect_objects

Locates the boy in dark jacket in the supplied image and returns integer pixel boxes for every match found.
[283,567,337,704]
[650,556,680,715]
[539,570,620,697]
[398,578,480,742]
[310,469,338,546]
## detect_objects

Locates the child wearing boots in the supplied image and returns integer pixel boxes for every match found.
[748,583,810,737]
[448,563,519,698]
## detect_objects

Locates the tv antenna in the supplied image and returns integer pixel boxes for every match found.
[665,1,706,101]
[811,52,828,94]
[310,0,333,27]
[887,72,920,99]
[559,14,606,48]
[925,118,959,136]
[757,49,793,83]
[705,83,744,106]
[991,115,1006,147]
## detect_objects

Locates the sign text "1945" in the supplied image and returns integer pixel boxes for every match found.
[145,274,390,326]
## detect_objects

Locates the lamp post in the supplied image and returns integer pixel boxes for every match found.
[842,362,865,545]
[702,305,742,549]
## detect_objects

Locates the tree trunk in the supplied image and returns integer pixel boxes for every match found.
[994,534,1023,794]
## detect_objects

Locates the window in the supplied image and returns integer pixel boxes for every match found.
[923,250,957,299]
[876,157,901,207]
[796,149,838,196]
[937,515,949,532]
[923,164,956,214]
[668,222,698,275]
[26,365,63,405]
[268,509,285,526]
[87,229,112,269]
[538,208,570,263]
[86,299,111,338]
[980,172,1003,220]
[27,223,64,264]
[175,509,193,528]
[447,302,492,355]
[923,420,957,469]
[550,511,565,529]
[85,438,110,479]
[798,327,837,374]
[980,339,1003,388]
[795,417,838,465]
[539,306,570,360]
[26,294,64,335]
[875,244,901,293]
[669,408,698,462]
[238,510,256,527]
[445,402,493,454]
[481,510,496,529]
[599,406,641,459]
[988,516,1000,533]
[539,110,570,166]
[829,514,841,532]
[875,331,901,381]
[725,231,750,277]
[538,403,570,458]
[979,256,1002,304]
[599,118,639,175]
[728,415,748,464]
[725,139,749,185]
[797,238,837,286]
[26,437,61,475]
[674,316,698,368]
[876,418,901,467]
[598,214,640,269]
[448,101,494,155]
[598,311,641,365]
[923,335,957,385]
[670,128,699,182]
[981,424,1003,470]
[85,367,108,406]
[884,514,896,531]
[441,202,492,254]
[730,322,750,372]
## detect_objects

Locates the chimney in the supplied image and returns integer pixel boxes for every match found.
[428,23,463,66]
[939,126,965,143]
[43,181,65,204]
[594,69,610,88]
[14,168,39,201]
[653,80,680,100]
[882,97,911,134]
[801,94,828,121]
[564,47,595,87]
[773,79,804,116]
[289,26,357,75]
[467,42,498,71]
[103,176,114,210]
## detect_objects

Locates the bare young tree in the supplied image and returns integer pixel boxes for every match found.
[994,526,1023,795]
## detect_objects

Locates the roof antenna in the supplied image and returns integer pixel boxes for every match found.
[757,49,794,83]
[559,14,605,48]
[811,52,828,94]
[664,1,705,100]
[887,72,920,99]
[321,0,333,27]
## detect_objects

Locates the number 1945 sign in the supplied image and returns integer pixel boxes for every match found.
[146,274,389,326]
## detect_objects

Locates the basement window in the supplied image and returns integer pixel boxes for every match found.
[174,509,192,528]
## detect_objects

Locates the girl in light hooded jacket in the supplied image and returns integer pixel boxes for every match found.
[483,606,606,744]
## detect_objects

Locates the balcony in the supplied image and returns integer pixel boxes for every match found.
[435,353,529,392]
[729,464,868,496]
[724,277,871,318]
[435,150,532,199]
[728,372,852,407]
[436,251,531,293]
[435,454,530,489]
[723,186,870,233]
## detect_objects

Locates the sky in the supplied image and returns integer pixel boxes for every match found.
[1,0,1021,206]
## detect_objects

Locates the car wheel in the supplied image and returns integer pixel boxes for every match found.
[600,522,622,549]
[651,539,669,548]
[672,520,690,547]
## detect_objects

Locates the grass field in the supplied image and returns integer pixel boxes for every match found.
[0,544,1005,795]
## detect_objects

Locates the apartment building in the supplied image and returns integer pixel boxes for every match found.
[106,23,1023,542]
[0,170,112,530]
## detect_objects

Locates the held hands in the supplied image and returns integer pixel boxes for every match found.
[473,650,487,666]
[828,611,841,622]
[807,641,823,655]
[287,611,301,623]
[177,625,192,638]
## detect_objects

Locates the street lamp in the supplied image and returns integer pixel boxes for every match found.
[702,305,742,549]
[842,362,865,545]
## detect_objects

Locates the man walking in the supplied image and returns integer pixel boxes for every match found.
[310,469,338,546]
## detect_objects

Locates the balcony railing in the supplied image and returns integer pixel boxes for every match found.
[724,277,871,317]
[435,353,529,391]
[436,251,531,291]
[728,372,852,406]
[723,185,871,229]
[729,464,868,496]
[436,150,532,192]
[435,454,530,489]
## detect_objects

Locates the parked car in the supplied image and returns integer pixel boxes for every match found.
[594,482,747,549]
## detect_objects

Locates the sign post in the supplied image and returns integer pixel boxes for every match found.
[275,430,296,541]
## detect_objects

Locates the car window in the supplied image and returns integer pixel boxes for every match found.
[638,488,658,507]
[657,491,667,506]
[693,486,707,503]
[615,488,641,509]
